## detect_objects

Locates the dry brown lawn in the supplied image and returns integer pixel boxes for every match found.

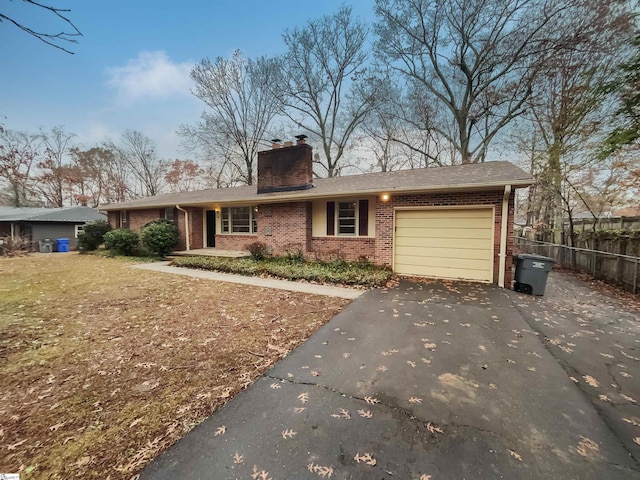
[0,253,349,479]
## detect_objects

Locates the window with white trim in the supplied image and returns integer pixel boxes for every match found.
[221,206,258,234]
[75,224,84,238]
[326,199,369,236]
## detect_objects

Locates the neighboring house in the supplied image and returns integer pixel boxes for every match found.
[101,137,533,286]
[0,206,106,250]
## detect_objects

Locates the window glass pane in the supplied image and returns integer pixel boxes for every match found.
[221,208,229,233]
[231,206,250,233]
[164,207,174,222]
[338,202,356,235]
[252,207,258,234]
[121,211,129,229]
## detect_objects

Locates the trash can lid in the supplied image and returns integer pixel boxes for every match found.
[515,253,555,262]
[57,238,69,241]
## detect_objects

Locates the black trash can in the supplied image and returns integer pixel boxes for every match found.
[513,253,555,296]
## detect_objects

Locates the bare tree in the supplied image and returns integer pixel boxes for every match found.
[0,129,40,206]
[277,6,377,177]
[35,126,75,207]
[107,131,166,198]
[183,50,281,185]
[164,159,205,193]
[0,0,82,54]
[518,0,634,241]
[374,0,574,164]
[68,146,127,206]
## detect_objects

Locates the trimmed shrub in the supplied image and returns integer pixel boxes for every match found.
[77,220,112,251]
[104,228,139,256]
[248,242,269,260]
[141,219,179,258]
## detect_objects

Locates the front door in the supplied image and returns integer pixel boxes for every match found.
[206,210,216,247]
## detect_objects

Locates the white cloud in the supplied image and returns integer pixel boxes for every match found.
[106,51,193,103]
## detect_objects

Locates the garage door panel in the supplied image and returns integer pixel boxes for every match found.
[394,208,493,282]
[394,263,490,281]
[396,217,493,230]
[396,228,493,246]
[394,245,492,261]
[395,236,492,249]
[394,253,492,270]
[397,209,493,220]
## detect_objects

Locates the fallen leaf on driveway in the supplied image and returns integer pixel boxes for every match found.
[509,449,522,461]
[409,397,423,405]
[354,452,377,466]
[308,463,334,478]
[583,375,600,388]
[214,426,226,436]
[576,436,599,458]
[426,422,443,434]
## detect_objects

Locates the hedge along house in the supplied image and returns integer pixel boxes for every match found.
[101,137,533,286]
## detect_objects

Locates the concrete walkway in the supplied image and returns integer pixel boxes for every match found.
[131,262,363,300]
[139,272,640,480]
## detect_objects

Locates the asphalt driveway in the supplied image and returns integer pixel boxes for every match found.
[140,272,640,479]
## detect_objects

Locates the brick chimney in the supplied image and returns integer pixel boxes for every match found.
[257,135,313,194]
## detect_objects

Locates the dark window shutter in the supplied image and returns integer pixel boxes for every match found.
[358,200,369,236]
[115,212,121,228]
[326,201,335,236]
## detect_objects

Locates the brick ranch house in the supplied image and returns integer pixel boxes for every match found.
[101,137,532,287]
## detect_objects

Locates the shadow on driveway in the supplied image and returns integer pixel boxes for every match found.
[140,272,640,479]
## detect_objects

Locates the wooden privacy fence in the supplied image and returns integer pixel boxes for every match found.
[514,237,640,294]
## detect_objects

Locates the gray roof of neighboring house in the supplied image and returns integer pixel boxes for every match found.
[0,206,106,223]
[101,161,533,211]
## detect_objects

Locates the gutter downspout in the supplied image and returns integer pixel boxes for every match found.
[498,185,512,288]
[176,205,190,251]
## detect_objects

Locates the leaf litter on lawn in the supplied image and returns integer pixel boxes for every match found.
[0,254,349,479]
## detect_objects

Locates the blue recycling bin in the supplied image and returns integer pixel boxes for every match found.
[56,238,70,253]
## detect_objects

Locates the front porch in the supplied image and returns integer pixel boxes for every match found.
[171,248,250,258]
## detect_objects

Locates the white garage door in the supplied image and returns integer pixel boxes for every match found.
[394,208,494,282]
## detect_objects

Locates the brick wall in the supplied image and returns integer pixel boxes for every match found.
[215,234,258,251]
[107,211,118,228]
[175,207,204,250]
[257,143,313,193]
[129,209,163,232]
[374,190,515,285]
[256,202,311,255]
[309,237,376,261]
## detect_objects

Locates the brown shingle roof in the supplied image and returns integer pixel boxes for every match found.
[100,161,532,211]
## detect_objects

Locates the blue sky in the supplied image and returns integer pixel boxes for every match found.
[0,1,376,157]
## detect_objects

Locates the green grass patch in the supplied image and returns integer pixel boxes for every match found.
[170,255,394,288]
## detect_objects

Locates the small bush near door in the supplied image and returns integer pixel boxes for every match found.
[104,229,139,256]
[141,219,179,258]
[78,220,112,251]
